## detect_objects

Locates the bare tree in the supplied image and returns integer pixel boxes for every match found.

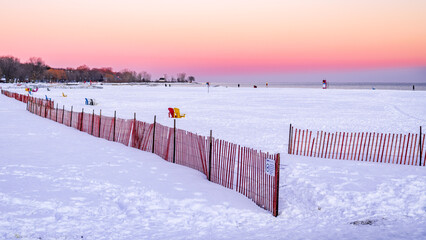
[28,57,46,81]
[88,69,103,82]
[65,68,77,82]
[119,69,137,82]
[177,73,186,82]
[0,54,190,85]
[0,56,21,82]
[76,65,90,82]
[139,71,151,82]
[17,63,32,82]
[188,76,195,83]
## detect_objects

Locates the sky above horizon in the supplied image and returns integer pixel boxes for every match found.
[1,0,426,81]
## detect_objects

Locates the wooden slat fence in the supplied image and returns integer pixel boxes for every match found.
[2,90,281,216]
[289,126,425,166]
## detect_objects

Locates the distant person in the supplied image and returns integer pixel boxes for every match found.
[238,84,240,88]
[413,85,415,91]
[165,84,167,87]
[322,79,327,89]
[169,84,171,87]
[253,85,257,88]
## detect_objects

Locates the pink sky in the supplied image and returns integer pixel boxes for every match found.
[1,0,425,79]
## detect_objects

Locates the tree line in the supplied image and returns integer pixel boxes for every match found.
[0,55,195,83]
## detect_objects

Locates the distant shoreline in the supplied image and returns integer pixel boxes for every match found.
[203,82,426,91]
[2,81,426,91]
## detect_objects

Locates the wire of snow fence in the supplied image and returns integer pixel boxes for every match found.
[175,129,209,177]
[1,90,29,103]
[210,138,238,189]
[153,122,172,161]
[81,112,93,134]
[114,117,133,146]
[2,91,281,216]
[131,120,154,152]
[236,148,280,215]
[289,126,426,167]
[99,115,115,141]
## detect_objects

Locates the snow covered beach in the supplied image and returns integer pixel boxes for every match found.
[1,84,425,239]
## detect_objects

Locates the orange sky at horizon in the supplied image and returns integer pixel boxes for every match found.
[1,0,425,77]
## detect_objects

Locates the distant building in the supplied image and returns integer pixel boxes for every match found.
[157,77,167,83]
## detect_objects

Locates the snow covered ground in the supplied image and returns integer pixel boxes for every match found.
[7,83,426,153]
[0,83,425,239]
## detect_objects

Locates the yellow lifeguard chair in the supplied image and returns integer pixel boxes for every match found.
[62,92,67,97]
[173,108,185,118]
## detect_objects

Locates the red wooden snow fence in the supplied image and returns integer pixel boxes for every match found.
[1,90,281,217]
[288,124,425,167]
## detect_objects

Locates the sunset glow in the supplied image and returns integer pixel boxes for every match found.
[1,0,425,79]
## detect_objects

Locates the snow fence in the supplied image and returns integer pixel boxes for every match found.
[1,90,280,217]
[289,125,425,167]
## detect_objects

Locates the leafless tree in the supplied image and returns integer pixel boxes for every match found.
[139,71,151,82]
[17,63,32,81]
[28,57,46,81]
[76,65,90,82]
[188,76,195,83]
[177,73,186,82]
[118,69,137,82]
[0,56,21,82]
[0,54,192,84]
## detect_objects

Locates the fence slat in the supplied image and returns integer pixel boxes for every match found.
[401,134,410,165]
[411,134,417,166]
[301,130,305,156]
[285,125,425,167]
[307,131,312,157]
[361,132,367,161]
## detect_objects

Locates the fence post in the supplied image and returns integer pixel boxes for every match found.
[91,109,95,135]
[70,106,73,127]
[80,108,84,131]
[173,119,176,163]
[288,124,292,154]
[273,153,280,217]
[113,110,116,141]
[132,112,136,147]
[48,100,51,119]
[420,126,423,166]
[62,105,65,124]
[152,115,156,153]
[56,103,58,122]
[45,100,48,118]
[208,130,213,181]
[99,109,102,138]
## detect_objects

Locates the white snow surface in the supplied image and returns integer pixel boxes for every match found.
[0,84,425,239]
